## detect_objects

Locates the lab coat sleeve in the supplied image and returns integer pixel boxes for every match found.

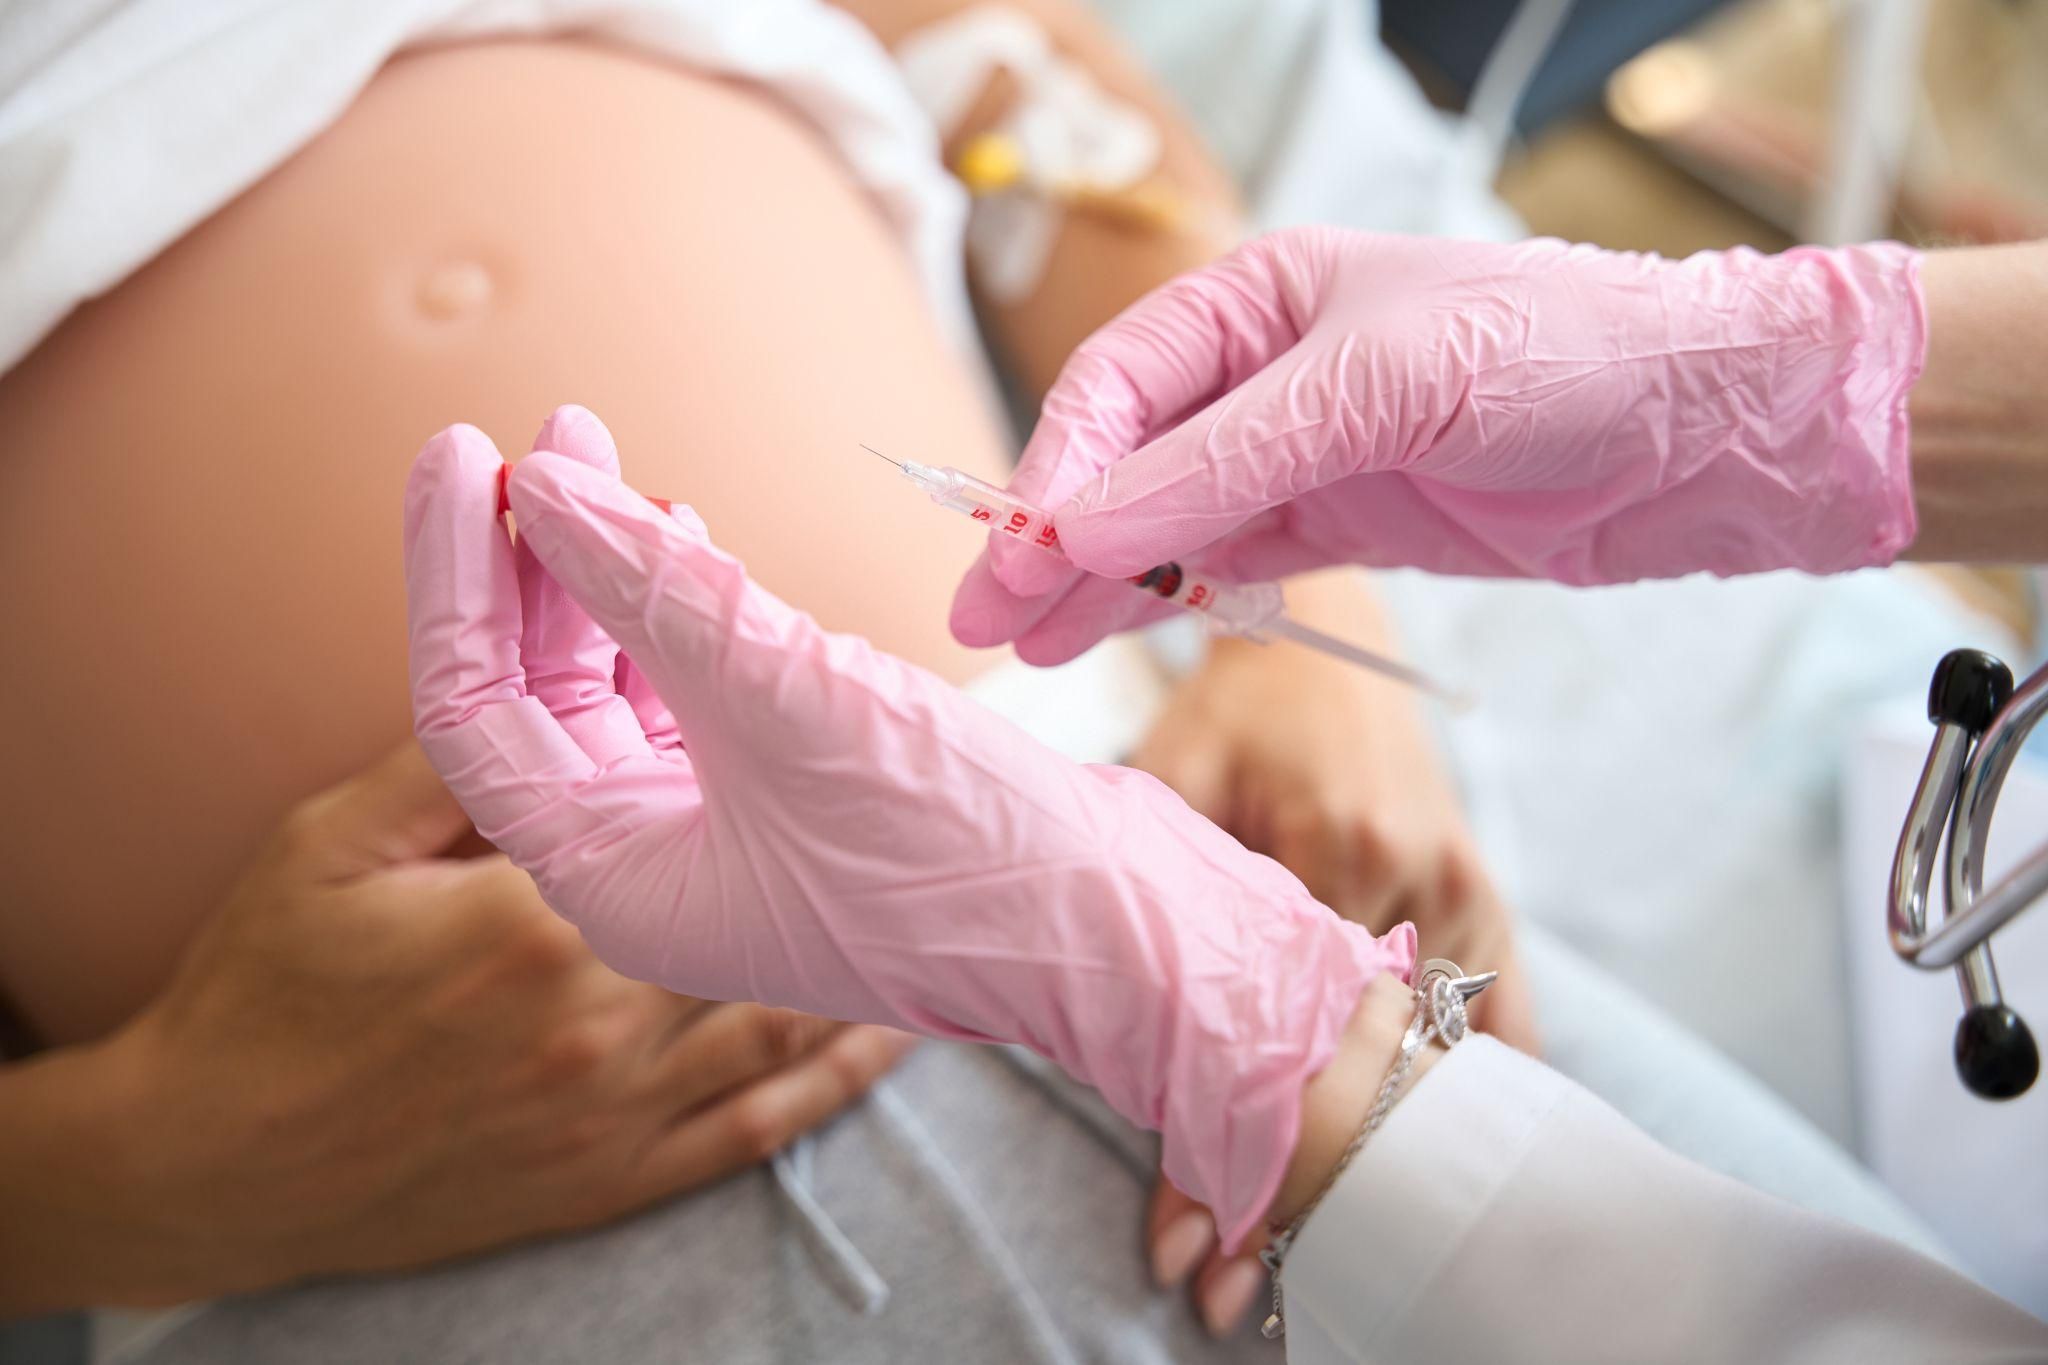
[1280,1036,2048,1364]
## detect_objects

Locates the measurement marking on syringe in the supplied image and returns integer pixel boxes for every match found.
[858,443,1467,704]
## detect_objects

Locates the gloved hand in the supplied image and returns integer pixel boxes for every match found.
[1131,571,1539,1057]
[403,408,1414,1249]
[951,228,1926,664]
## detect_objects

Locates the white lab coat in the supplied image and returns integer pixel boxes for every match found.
[1280,1038,2048,1362]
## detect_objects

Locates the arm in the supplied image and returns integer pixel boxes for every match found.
[952,233,2048,660]
[0,739,908,1317]
[405,411,1417,1254]
[1906,241,2048,563]
[410,410,2043,1356]
[0,1041,147,1310]
[1275,1015,2048,1362]
[0,412,913,1319]
[837,0,1243,397]
[1132,571,1538,1335]
[1133,568,1536,1051]
[842,9,1515,1051]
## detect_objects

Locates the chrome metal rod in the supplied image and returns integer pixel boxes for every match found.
[1891,722,1967,956]
[1913,844,2048,970]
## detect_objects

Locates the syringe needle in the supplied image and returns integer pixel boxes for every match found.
[1267,616,1474,711]
[862,441,1470,706]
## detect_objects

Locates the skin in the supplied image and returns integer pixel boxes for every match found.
[0,745,913,1311]
[836,8,1528,1328]
[1131,568,1536,1333]
[21,19,2022,1330]
[836,0,1247,396]
[1903,243,2048,562]
[12,13,2028,1336]
[817,14,1511,1330]
[3,13,1471,1324]
[1254,235,2048,1325]
[0,40,1010,1048]
[0,38,1007,1315]
[0,0,1253,1053]
[1133,570,1537,1052]
[1274,974,1444,1225]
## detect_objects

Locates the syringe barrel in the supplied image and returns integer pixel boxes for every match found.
[925,467,1063,556]
[895,460,1451,698]
[921,463,1280,634]
[1127,563,1284,634]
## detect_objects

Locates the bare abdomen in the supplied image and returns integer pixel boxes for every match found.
[0,39,1011,1043]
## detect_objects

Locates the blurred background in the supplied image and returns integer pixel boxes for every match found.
[1413,0,2048,625]
[1426,0,2048,258]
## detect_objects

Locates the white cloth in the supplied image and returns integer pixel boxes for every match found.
[1283,1037,2048,1364]
[0,0,973,376]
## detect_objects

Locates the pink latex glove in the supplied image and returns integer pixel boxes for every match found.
[402,407,1414,1250]
[951,229,1926,664]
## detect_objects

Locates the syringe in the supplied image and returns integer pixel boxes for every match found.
[862,446,1468,706]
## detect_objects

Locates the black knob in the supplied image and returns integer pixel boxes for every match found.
[1954,1004,2040,1099]
[1928,649,2013,734]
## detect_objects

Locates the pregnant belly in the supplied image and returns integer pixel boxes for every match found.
[0,38,1012,1044]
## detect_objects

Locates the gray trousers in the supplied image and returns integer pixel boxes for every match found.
[118,927,1942,1365]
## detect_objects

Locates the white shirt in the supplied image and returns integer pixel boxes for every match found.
[1284,1037,2048,1363]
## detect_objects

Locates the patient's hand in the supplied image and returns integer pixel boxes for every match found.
[0,743,910,1312]
[1132,571,1534,1334]
[1134,570,1534,1047]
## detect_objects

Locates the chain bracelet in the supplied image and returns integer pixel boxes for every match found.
[1257,960,1494,1340]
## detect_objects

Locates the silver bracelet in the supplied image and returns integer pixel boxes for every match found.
[1257,958,1498,1340]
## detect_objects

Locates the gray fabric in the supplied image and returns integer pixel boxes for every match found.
[124,1044,1256,1365]
[123,928,1948,1365]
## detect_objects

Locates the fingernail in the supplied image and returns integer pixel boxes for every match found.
[665,502,708,538]
[536,402,594,444]
[1199,1260,1265,1339]
[506,458,598,530]
[1151,1211,1213,1289]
